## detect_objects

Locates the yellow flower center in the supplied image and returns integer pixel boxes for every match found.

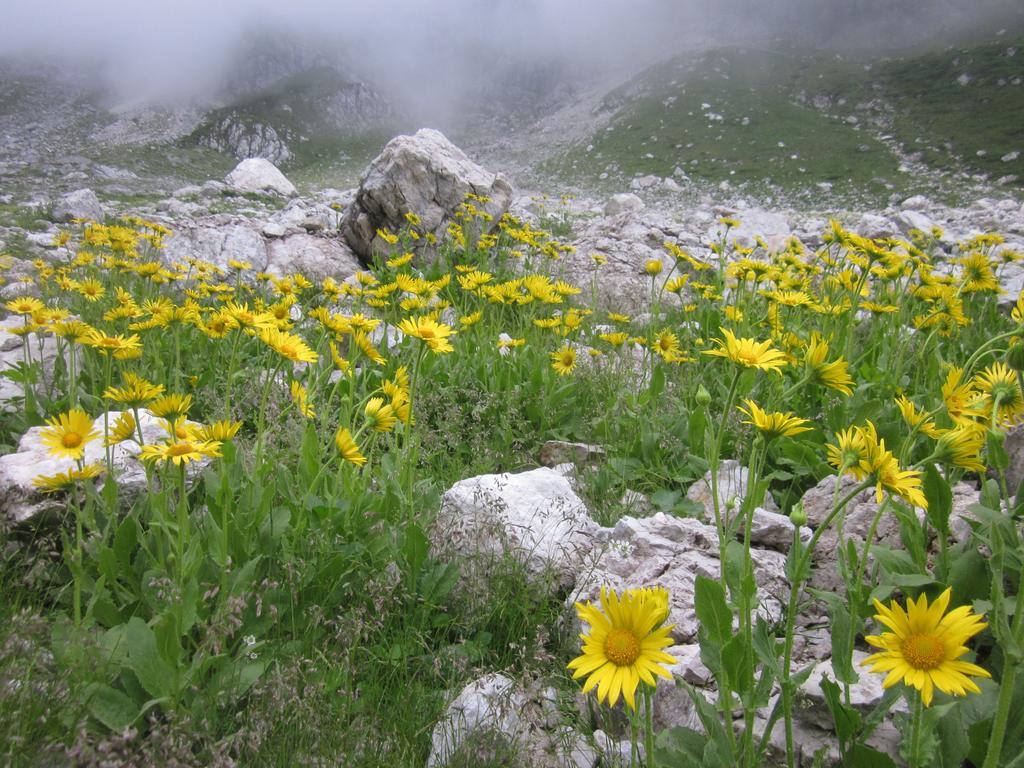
[166,442,196,457]
[279,343,297,358]
[61,432,83,449]
[900,633,946,670]
[736,348,759,366]
[604,628,641,667]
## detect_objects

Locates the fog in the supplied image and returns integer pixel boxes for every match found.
[0,0,1018,115]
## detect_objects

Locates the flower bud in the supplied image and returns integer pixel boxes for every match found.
[695,385,712,407]
[789,502,807,527]
[1006,342,1024,373]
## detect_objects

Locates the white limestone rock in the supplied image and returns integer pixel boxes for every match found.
[342,128,512,260]
[603,193,645,217]
[0,409,210,524]
[432,467,600,591]
[52,189,104,223]
[224,158,298,197]
[572,513,789,643]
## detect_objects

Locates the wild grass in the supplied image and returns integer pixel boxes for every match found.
[0,205,1021,767]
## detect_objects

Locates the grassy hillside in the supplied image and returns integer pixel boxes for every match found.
[545,31,1024,204]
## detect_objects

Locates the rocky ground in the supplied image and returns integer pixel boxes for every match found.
[2,126,1023,765]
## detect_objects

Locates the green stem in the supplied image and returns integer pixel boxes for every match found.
[781,477,874,768]
[909,692,925,768]
[644,686,656,768]
[982,541,1024,768]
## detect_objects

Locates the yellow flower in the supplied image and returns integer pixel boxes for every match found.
[567,587,676,711]
[459,310,484,328]
[932,425,986,473]
[703,329,788,374]
[260,327,319,364]
[199,420,243,442]
[804,335,854,395]
[644,259,663,276]
[335,427,367,466]
[40,409,100,461]
[148,393,193,420]
[82,330,142,359]
[738,399,812,439]
[75,279,105,302]
[33,463,105,493]
[139,439,222,465]
[105,412,137,446]
[5,296,45,315]
[290,381,315,419]
[365,397,397,433]
[104,373,165,407]
[861,588,989,707]
[664,275,689,294]
[895,395,941,439]
[353,331,387,365]
[550,344,577,376]
[397,316,455,354]
[653,329,684,362]
[973,361,1024,426]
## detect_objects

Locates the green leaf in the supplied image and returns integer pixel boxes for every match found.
[923,463,952,536]
[820,677,862,744]
[88,684,140,731]
[847,744,898,768]
[694,575,732,646]
[828,600,857,685]
[121,617,174,700]
[655,727,706,768]
[722,635,751,695]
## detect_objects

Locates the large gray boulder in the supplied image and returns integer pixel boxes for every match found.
[432,466,600,593]
[52,189,104,223]
[341,128,512,260]
[224,158,297,197]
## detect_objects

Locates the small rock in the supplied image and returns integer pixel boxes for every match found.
[538,441,606,468]
[603,193,645,217]
[261,222,287,238]
[685,460,780,522]
[52,189,104,223]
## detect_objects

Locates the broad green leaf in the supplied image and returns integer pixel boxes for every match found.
[694,575,731,646]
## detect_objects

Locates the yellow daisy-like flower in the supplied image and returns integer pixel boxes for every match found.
[39,409,100,461]
[32,463,105,493]
[82,330,142,359]
[364,397,397,433]
[335,427,367,467]
[973,361,1024,426]
[861,588,989,707]
[644,259,663,276]
[703,328,788,374]
[567,586,677,711]
[199,420,243,442]
[148,393,193,420]
[653,329,683,362]
[804,335,854,396]
[260,327,318,364]
[738,399,812,439]
[5,296,45,315]
[895,395,942,439]
[932,425,986,473]
[550,344,577,376]
[103,373,165,407]
[290,381,315,419]
[139,438,221,466]
[398,316,456,354]
[105,412,137,446]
